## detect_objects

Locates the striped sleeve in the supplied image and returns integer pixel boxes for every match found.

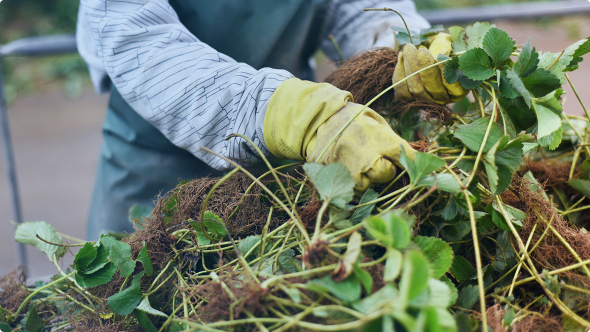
[76,0,293,170]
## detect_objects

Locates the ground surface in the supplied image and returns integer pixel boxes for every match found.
[1,17,590,280]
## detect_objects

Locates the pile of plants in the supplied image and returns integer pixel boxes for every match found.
[3,20,590,332]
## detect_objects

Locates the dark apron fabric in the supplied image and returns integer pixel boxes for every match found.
[87,0,330,240]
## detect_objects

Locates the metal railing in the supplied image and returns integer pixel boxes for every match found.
[1,0,589,272]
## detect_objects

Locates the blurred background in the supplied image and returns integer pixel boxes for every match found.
[1,0,589,280]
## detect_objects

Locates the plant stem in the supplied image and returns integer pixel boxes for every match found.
[536,212,590,279]
[465,102,497,188]
[201,146,310,244]
[14,271,75,317]
[495,196,590,328]
[464,189,487,332]
[509,223,537,296]
[328,35,345,63]
[566,73,590,122]
[364,8,413,45]
[312,201,330,243]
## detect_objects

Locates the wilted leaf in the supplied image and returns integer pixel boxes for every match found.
[303,162,354,208]
[15,221,66,260]
[332,232,362,282]
[413,236,453,279]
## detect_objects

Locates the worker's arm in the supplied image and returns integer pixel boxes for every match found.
[77,0,293,170]
[321,0,430,62]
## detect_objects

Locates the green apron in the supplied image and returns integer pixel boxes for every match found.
[87,0,330,240]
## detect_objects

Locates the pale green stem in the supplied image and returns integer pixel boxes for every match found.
[565,73,590,123]
[495,196,590,329]
[14,271,75,317]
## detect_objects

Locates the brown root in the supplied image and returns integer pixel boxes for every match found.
[504,175,590,287]
[486,304,507,332]
[511,314,562,332]
[324,47,397,107]
[0,266,28,312]
[150,173,287,238]
[184,271,270,323]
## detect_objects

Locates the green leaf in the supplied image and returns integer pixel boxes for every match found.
[451,256,476,282]
[74,242,98,272]
[449,26,467,53]
[454,117,504,153]
[492,201,525,229]
[521,68,561,98]
[0,322,11,332]
[353,265,373,294]
[483,136,510,195]
[507,68,532,107]
[384,248,402,282]
[238,235,261,260]
[498,72,519,100]
[107,271,145,315]
[352,284,398,314]
[399,251,431,303]
[440,276,459,306]
[23,307,44,332]
[459,48,495,81]
[413,236,454,279]
[456,284,479,309]
[416,174,462,194]
[440,222,471,242]
[133,310,158,332]
[538,127,563,150]
[443,56,461,84]
[365,212,411,249]
[427,278,454,308]
[482,27,514,66]
[136,297,168,317]
[350,188,377,224]
[539,37,590,83]
[108,239,136,278]
[533,102,562,138]
[137,242,153,277]
[568,179,590,198]
[306,274,361,303]
[128,204,153,226]
[15,221,66,260]
[203,211,227,239]
[495,138,523,171]
[513,39,539,77]
[303,162,354,209]
[75,263,117,288]
[400,150,445,185]
[465,22,493,49]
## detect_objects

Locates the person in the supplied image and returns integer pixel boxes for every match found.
[77,0,463,240]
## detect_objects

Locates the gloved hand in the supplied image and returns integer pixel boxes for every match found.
[264,78,415,192]
[393,33,468,104]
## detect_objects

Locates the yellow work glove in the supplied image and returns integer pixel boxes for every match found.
[264,78,415,192]
[393,33,468,104]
